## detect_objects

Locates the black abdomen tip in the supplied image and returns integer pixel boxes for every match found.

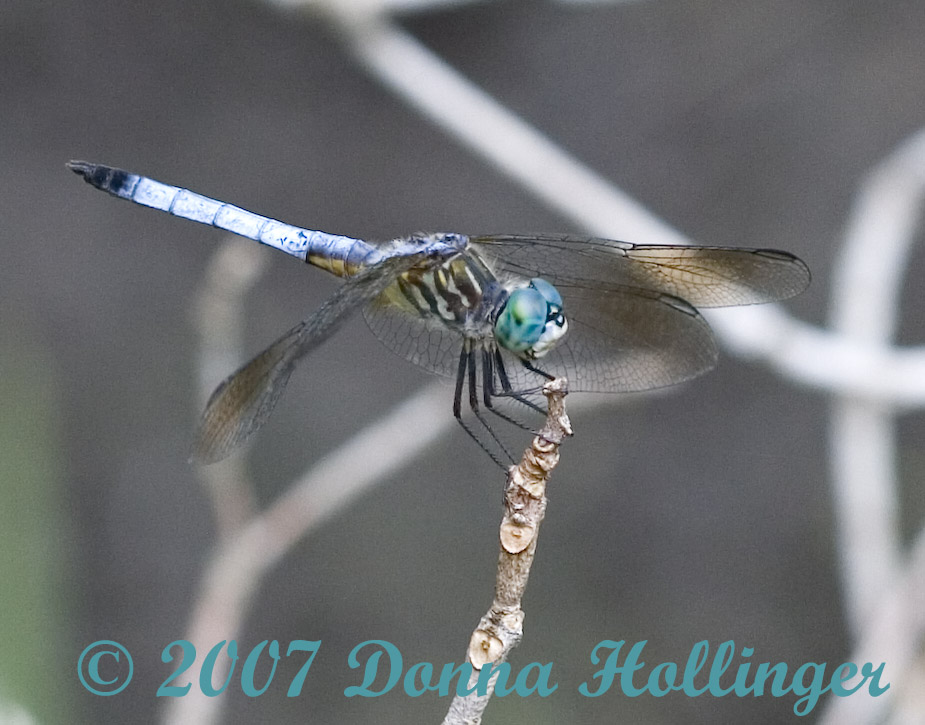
[67,160,133,195]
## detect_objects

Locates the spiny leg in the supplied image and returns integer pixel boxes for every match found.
[494,348,547,416]
[467,345,515,465]
[481,348,537,431]
[453,345,511,469]
[521,358,557,382]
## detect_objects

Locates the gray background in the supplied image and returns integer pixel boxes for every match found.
[2,0,924,722]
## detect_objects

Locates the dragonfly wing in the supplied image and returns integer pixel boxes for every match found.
[498,283,718,394]
[362,285,463,380]
[473,234,810,307]
[618,245,810,306]
[193,249,446,463]
[193,322,303,464]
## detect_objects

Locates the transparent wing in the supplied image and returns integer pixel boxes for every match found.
[494,284,718,394]
[472,234,810,307]
[361,281,717,396]
[193,249,446,463]
[362,290,463,380]
[364,234,808,395]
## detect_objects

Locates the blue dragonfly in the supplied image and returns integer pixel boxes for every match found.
[69,161,810,465]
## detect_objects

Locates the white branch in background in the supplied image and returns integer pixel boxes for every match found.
[163,380,452,725]
[552,0,642,4]
[168,236,454,725]
[192,238,269,539]
[311,8,925,407]
[0,694,36,725]
[828,130,925,637]
[193,239,270,412]
[263,0,633,16]
[817,526,925,725]
[264,0,490,19]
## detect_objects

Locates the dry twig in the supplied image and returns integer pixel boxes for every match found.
[443,378,572,725]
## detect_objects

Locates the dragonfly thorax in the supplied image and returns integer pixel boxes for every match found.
[385,238,569,359]
[390,245,494,331]
[494,277,568,360]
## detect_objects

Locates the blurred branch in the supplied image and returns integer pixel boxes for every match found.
[888,654,925,725]
[315,7,925,405]
[0,692,39,725]
[169,235,453,724]
[827,130,925,636]
[192,237,269,540]
[0,693,37,725]
[263,0,633,16]
[162,379,450,724]
[265,0,489,15]
[817,524,925,725]
[815,130,925,722]
[443,379,571,725]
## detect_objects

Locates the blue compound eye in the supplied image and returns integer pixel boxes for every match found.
[494,287,548,354]
[529,277,562,309]
[495,278,569,359]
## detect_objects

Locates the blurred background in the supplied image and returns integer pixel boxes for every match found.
[2,0,925,722]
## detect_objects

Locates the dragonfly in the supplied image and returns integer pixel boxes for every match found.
[69,161,810,465]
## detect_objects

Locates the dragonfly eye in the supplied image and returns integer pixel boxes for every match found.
[494,278,568,359]
[528,277,563,308]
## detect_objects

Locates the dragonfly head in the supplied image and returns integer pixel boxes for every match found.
[494,278,568,359]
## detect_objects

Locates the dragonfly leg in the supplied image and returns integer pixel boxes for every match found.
[521,358,556,382]
[481,348,540,430]
[493,348,546,416]
[468,345,515,465]
[453,345,512,469]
